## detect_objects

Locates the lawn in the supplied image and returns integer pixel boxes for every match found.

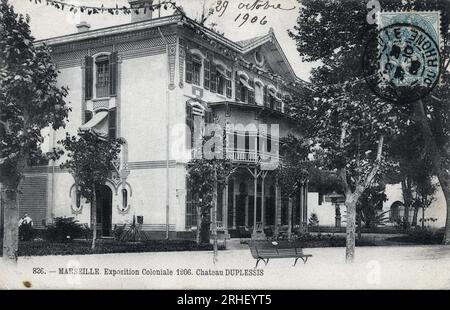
[385,230,444,245]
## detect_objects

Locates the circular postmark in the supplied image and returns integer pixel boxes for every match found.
[363,23,441,104]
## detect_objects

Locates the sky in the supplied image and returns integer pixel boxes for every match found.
[8,0,315,81]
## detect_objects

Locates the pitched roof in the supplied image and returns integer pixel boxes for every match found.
[236,35,270,48]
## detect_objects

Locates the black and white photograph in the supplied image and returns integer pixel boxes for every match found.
[0,0,450,291]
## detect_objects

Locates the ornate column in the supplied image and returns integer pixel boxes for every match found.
[223,179,229,236]
[232,178,237,229]
[253,168,258,235]
[299,182,304,232]
[245,195,249,227]
[261,171,267,228]
[274,178,281,237]
[304,180,309,231]
[288,197,293,240]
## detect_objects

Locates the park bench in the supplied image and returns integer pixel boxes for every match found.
[248,240,312,268]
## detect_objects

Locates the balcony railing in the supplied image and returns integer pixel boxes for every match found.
[226,148,280,164]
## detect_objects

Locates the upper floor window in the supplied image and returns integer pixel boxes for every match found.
[186,51,204,86]
[192,55,202,86]
[254,81,264,105]
[96,55,110,98]
[235,72,254,105]
[267,86,281,110]
[84,52,118,100]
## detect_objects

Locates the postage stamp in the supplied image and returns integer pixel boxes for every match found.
[364,11,443,103]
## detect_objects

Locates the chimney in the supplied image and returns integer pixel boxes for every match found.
[128,0,154,23]
[76,21,91,33]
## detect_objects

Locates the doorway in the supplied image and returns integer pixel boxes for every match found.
[95,185,113,237]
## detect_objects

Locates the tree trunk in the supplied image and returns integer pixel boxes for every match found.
[412,204,419,227]
[287,197,293,240]
[91,186,97,250]
[196,205,201,245]
[401,178,412,230]
[414,100,450,244]
[357,213,362,240]
[345,187,363,264]
[212,170,218,264]
[438,172,450,243]
[2,189,19,262]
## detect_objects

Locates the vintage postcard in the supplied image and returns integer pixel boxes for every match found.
[1,0,450,292]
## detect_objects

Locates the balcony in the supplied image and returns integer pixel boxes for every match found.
[226,148,280,165]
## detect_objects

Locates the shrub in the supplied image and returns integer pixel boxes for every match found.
[44,217,85,242]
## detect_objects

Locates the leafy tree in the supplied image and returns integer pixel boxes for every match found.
[59,131,123,249]
[289,0,403,263]
[186,128,233,262]
[288,0,450,262]
[0,0,69,260]
[276,134,310,238]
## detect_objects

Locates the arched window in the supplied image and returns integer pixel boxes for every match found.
[267,85,278,109]
[254,81,264,105]
[236,72,254,104]
[186,49,205,86]
[76,190,81,209]
[95,55,110,98]
[122,188,128,211]
[390,201,404,222]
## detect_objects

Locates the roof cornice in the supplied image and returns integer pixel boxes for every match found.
[37,14,182,46]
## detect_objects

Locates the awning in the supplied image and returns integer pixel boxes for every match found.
[240,77,254,91]
[80,111,108,131]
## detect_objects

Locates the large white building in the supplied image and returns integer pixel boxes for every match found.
[10,1,446,239]
[15,2,313,239]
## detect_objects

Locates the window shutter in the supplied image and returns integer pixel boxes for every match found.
[263,85,268,107]
[186,104,193,149]
[203,58,210,90]
[185,52,193,84]
[210,62,217,93]
[109,52,118,97]
[235,72,241,102]
[108,109,117,139]
[226,70,232,98]
[248,80,255,105]
[85,56,93,100]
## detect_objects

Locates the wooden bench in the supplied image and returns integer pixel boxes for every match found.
[248,240,312,268]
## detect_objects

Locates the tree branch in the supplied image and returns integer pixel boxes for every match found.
[364,135,384,188]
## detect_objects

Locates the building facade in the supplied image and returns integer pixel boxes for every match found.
[16,6,312,239]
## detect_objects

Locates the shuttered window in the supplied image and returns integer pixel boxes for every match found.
[263,85,268,107]
[248,80,255,105]
[210,62,217,93]
[186,104,193,149]
[108,108,116,139]
[235,72,241,102]
[96,55,110,98]
[203,58,211,90]
[226,70,232,98]
[85,56,93,100]
[185,52,193,84]
[192,55,202,86]
[109,52,118,97]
